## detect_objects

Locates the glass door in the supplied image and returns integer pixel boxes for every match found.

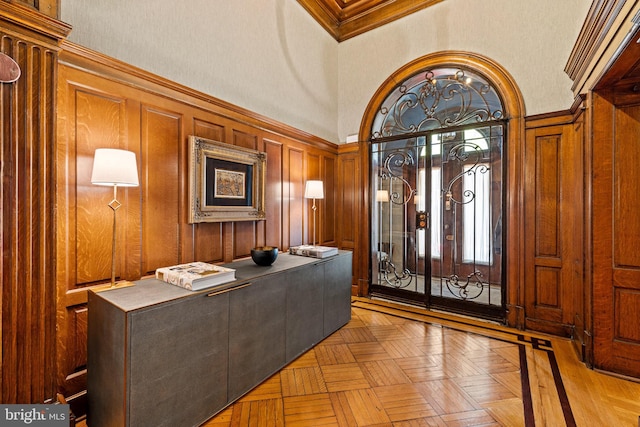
[370,125,505,321]
[371,137,427,300]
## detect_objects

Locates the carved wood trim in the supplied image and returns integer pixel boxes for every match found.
[296,0,443,42]
[0,1,69,404]
[565,0,639,93]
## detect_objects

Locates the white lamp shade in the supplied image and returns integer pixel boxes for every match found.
[91,148,139,187]
[304,180,324,199]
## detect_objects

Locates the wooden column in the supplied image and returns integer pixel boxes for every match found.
[0,2,70,403]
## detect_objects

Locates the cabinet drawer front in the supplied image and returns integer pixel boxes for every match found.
[228,277,286,401]
[324,253,353,335]
[129,294,229,427]
[286,265,324,360]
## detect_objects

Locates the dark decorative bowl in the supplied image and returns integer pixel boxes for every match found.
[251,246,278,266]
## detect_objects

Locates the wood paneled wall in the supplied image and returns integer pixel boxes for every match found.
[523,111,585,338]
[4,1,638,407]
[55,42,340,398]
[0,2,70,404]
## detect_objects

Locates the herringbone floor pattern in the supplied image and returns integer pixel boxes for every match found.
[202,298,640,426]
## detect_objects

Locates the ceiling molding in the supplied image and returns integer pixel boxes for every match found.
[564,0,640,94]
[296,0,444,42]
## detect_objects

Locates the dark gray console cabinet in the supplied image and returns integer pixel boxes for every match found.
[88,251,352,427]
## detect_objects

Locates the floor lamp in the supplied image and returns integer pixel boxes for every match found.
[304,180,324,247]
[91,148,139,290]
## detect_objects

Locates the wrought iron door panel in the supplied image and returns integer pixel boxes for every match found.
[370,67,506,321]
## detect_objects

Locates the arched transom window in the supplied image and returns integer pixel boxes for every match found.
[371,68,504,139]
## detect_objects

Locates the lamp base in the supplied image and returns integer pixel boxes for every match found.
[92,280,136,293]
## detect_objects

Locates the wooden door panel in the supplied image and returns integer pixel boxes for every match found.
[612,273,640,354]
[613,105,640,267]
[592,93,640,377]
[611,105,640,361]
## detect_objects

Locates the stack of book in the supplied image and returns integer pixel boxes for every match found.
[289,245,338,259]
[155,262,236,291]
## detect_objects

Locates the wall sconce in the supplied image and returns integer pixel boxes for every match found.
[304,180,324,246]
[91,148,139,290]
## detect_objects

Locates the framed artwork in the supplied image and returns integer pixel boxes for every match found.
[188,135,266,223]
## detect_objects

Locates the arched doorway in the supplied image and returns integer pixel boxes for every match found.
[359,52,525,323]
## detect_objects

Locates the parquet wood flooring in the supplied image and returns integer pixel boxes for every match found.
[200,297,640,426]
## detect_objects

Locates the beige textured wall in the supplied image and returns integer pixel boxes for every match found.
[61,0,589,144]
[337,0,591,142]
[61,0,340,142]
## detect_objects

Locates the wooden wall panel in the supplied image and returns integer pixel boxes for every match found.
[337,151,358,248]
[524,119,582,336]
[322,156,336,246]
[535,267,560,308]
[337,143,362,294]
[141,107,182,275]
[264,139,284,248]
[61,306,88,394]
[74,91,128,284]
[192,118,225,263]
[233,222,257,259]
[288,148,305,247]
[194,119,225,141]
[55,42,339,404]
[535,136,560,257]
[233,129,258,150]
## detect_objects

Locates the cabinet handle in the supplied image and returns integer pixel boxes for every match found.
[206,282,251,297]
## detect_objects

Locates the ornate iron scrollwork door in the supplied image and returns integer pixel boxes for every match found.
[370,67,506,321]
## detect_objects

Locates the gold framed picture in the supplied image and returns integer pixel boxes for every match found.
[188,135,266,223]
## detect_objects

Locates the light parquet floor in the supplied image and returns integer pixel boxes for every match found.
[201,297,640,427]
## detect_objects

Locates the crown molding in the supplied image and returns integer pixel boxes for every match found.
[296,0,443,42]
